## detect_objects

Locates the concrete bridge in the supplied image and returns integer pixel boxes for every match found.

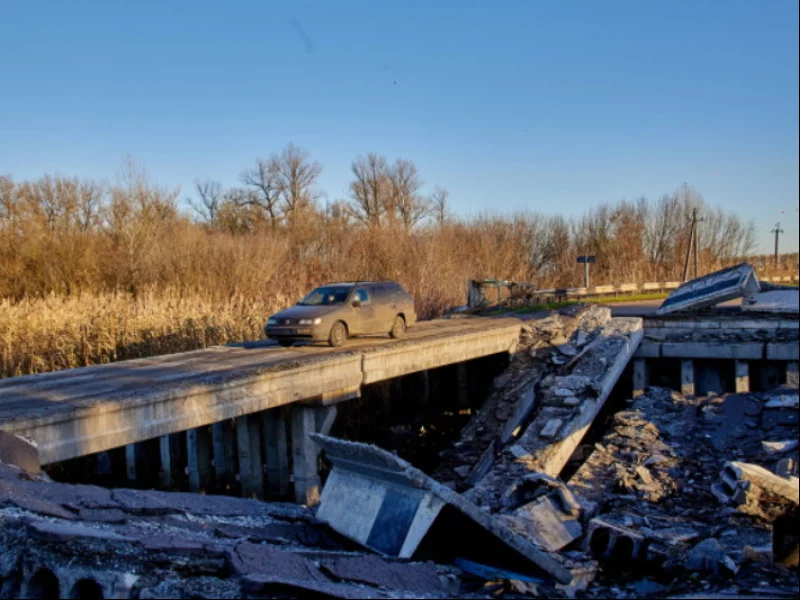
[0,317,522,503]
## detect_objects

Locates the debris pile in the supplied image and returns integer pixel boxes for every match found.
[565,387,799,597]
[433,304,617,490]
[0,460,461,598]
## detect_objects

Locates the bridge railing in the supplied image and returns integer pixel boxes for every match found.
[467,274,799,308]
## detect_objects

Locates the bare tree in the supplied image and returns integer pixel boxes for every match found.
[274,144,322,227]
[0,176,15,224]
[430,186,451,227]
[190,180,223,226]
[388,158,428,230]
[348,153,389,228]
[240,159,281,228]
[104,158,180,293]
[77,180,104,233]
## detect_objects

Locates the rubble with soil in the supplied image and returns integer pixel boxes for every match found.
[565,386,799,598]
[0,460,465,599]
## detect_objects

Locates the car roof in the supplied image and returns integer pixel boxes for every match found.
[323,281,400,287]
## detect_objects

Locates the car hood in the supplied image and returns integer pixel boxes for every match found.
[270,305,340,321]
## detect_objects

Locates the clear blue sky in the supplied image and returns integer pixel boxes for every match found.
[1,0,798,252]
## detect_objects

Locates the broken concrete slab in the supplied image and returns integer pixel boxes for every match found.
[686,538,738,575]
[0,431,40,475]
[742,289,800,314]
[320,555,444,595]
[502,476,583,552]
[657,263,761,315]
[712,461,799,522]
[765,394,799,410]
[310,433,572,584]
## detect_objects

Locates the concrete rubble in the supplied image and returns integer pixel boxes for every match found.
[310,433,572,584]
[0,460,465,599]
[1,299,798,598]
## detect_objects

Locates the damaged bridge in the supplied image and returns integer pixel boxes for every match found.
[0,317,535,503]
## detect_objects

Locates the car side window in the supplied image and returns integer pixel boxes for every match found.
[355,289,370,305]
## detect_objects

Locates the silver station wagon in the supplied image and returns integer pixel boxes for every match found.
[265,281,417,347]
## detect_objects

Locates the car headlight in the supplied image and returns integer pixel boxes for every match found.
[267,318,278,326]
[298,318,322,325]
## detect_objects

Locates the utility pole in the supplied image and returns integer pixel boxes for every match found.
[771,222,784,268]
[682,217,695,283]
[682,208,705,281]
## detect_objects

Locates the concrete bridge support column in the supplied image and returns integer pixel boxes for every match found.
[735,360,750,394]
[96,452,112,477]
[632,359,648,398]
[418,370,431,406]
[264,409,289,498]
[237,415,264,499]
[211,421,234,484]
[159,436,172,488]
[787,362,799,389]
[292,404,337,506]
[187,427,212,493]
[125,445,138,481]
[457,363,470,409]
[681,359,695,399]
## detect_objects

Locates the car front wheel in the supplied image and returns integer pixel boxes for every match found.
[328,322,347,347]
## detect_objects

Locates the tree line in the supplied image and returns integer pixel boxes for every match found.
[0,144,771,314]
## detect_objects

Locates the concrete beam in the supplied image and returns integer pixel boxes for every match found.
[360,322,521,384]
[735,360,750,394]
[714,461,799,506]
[487,318,644,483]
[3,353,363,465]
[766,343,800,361]
[312,434,573,585]
[634,341,661,358]
[662,342,764,360]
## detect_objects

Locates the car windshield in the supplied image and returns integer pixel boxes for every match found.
[298,286,351,306]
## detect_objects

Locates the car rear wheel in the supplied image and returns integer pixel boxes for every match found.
[390,315,406,339]
[328,322,347,347]
[277,340,294,348]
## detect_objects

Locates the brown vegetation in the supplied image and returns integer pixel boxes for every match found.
[1,146,792,378]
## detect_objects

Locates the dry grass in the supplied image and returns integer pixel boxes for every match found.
[0,290,276,378]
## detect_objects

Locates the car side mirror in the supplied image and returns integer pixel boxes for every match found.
[352,300,362,308]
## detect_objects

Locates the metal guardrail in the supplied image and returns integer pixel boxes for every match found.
[468,275,799,308]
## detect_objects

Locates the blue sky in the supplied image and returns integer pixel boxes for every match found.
[1,0,798,252]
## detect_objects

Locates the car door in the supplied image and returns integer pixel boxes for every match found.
[351,287,378,334]
[371,285,395,333]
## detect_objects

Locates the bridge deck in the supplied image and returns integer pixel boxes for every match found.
[0,317,522,464]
